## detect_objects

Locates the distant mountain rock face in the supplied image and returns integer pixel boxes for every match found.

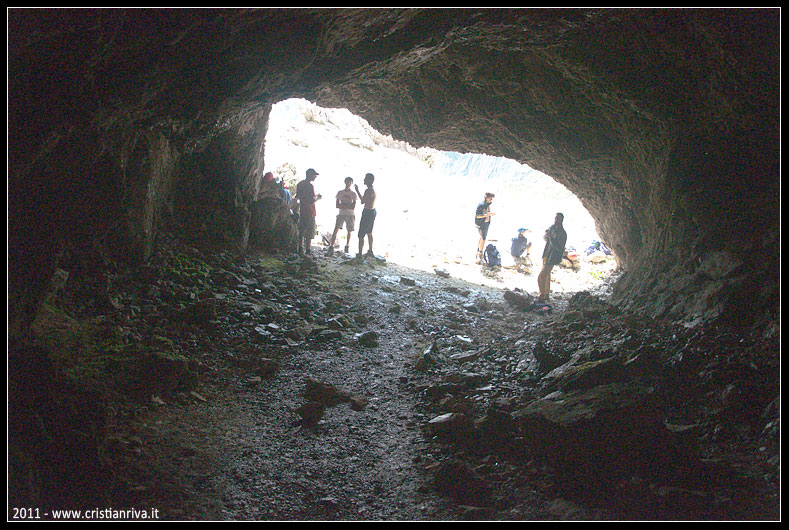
[430,152,522,181]
[274,99,566,192]
[8,9,778,332]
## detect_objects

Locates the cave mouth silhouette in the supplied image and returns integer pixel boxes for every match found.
[263,98,615,293]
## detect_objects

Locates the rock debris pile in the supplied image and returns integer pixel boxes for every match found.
[10,237,779,520]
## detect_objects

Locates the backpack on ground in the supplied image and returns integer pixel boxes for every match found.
[483,244,501,267]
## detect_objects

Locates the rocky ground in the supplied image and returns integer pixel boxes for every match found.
[10,236,780,521]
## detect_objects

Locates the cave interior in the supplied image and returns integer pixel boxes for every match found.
[7,8,780,521]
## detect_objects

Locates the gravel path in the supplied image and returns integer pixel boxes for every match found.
[114,252,526,520]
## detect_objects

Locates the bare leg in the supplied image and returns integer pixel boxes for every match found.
[366,234,374,256]
[537,260,554,301]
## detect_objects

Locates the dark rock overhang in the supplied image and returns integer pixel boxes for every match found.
[8,8,780,331]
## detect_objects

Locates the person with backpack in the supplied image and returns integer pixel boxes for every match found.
[537,212,567,302]
[475,192,495,264]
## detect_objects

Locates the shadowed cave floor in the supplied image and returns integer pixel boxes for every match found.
[20,239,779,521]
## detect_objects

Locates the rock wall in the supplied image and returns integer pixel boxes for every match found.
[8,8,779,333]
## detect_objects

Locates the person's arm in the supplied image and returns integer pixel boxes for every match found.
[558,230,567,251]
[354,184,363,201]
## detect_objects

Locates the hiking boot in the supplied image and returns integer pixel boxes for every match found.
[344,245,350,254]
[326,247,334,257]
[365,251,375,258]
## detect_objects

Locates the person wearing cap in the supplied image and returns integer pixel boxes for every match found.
[537,212,567,302]
[510,227,532,267]
[295,168,322,255]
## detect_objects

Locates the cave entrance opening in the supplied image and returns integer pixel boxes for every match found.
[264,98,616,293]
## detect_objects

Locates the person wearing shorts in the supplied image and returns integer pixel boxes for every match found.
[355,173,377,259]
[327,177,357,256]
[475,192,495,264]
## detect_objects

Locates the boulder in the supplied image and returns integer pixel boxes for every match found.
[254,358,279,378]
[355,330,379,347]
[513,382,701,486]
[248,197,298,252]
[426,412,474,442]
[544,355,631,392]
[532,341,568,373]
[304,377,350,407]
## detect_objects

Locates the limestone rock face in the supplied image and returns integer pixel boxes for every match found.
[8,8,779,330]
[248,196,298,253]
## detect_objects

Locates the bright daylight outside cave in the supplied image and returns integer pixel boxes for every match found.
[8,8,779,523]
[263,98,615,292]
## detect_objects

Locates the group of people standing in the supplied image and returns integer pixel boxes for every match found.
[280,170,567,303]
[475,192,567,303]
[287,168,377,260]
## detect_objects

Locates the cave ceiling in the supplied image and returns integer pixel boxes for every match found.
[7,8,780,326]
